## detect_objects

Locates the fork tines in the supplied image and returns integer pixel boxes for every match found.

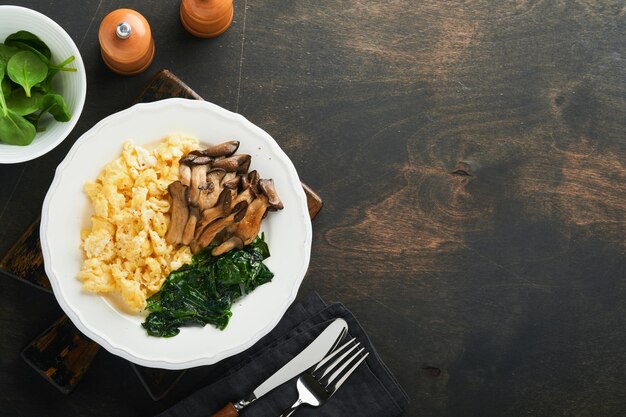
[312,337,370,393]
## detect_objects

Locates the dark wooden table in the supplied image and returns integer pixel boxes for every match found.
[1,1,625,416]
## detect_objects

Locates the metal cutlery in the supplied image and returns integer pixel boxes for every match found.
[278,336,369,417]
[210,318,348,417]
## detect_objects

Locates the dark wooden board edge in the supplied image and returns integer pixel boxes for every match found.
[301,182,323,220]
[135,69,203,103]
[10,68,323,399]
[130,364,188,401]
[0,215,51,293]
[21,316,100,394]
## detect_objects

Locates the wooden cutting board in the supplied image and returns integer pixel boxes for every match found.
[1,69,323,399]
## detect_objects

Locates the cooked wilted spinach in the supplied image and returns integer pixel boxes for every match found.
[142,235,274,337]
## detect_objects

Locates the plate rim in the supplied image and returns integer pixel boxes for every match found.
[40,98,312,369]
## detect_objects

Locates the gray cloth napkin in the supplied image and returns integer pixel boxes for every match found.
[156,292,408,417]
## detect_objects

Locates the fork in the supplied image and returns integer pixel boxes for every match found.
[278,336,369,417]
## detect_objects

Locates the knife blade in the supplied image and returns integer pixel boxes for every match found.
[209,318,348,417]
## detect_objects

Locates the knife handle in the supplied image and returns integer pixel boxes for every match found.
[210,403,239,417]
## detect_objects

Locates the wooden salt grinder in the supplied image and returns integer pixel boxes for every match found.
[99,9,155,76]
[180,0,234,38]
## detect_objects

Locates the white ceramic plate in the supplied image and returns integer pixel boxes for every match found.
[41,98,312,369]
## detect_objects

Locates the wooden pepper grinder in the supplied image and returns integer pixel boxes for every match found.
[180,0,234,38]
[99,9,155,76]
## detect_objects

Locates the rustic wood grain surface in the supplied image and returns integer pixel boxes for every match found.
[0,1,624,417]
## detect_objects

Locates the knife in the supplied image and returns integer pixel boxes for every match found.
[210,318,348,417]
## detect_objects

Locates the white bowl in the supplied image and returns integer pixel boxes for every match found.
[41,98,312,369]
[0,5,86,164]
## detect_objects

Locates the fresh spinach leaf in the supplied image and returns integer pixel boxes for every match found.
[0,108,37,145]
[5,31,51,60]
[34,77,53,94]
[0,32,76,145]
[0,64,7,117]
[0,44,20,63]
[5,41,50,64]
[142,235,274,337]
[7,51,48,97]
[23,113,45,132]
[0,77,10,97]
[41,93,71,121]
[6,89,44,116]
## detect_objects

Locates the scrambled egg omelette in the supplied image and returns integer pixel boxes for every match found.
[78,135,198,312]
